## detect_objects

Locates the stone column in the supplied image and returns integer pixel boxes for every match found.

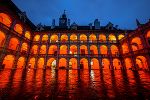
[87,33,91,70]
[77,33,80,69]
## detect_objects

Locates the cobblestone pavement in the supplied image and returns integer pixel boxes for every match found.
[0,69,150,100]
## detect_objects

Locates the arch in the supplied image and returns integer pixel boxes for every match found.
[113,58,121,69]
[47,58,56,69]
[118,34,125,40]
[50,34,58,42]
[131,37,143,51]
[25,31,31,40]
[59,58,67,69]
[89,34,97,42]
[2,55,14,69]
[70,34,77,41]
[8,38,19,50]
[124,58,132,69]
[61,34,68,42]
[0,13,12,27]
[21,42,28,53]
[69,58,77,69]
[102,58,110,69]
[70,45,77,54]
[33,35,40,41]
[60,45,67,54]
[14,24,23,34]
[28,58,35,68]
[110,45,119,55]
[90,45,98,55]
[42,34,48,42]
[17,57,25,68]
[91,58,99,69]
[31,45,38,54]
[100,45,108,55]
[0,31,6,47]
[48,45,57,55]
[108,34,116,42]
[40,45,46,54]
[80,58,88,69]
[80,45,88,55]
[99,34,106,42]
[122,43,129,54]
[80,34,87,42]
[136,56,148,70]
[37,58,44,68]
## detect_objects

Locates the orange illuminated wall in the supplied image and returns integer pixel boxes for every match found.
[0,13,12,27]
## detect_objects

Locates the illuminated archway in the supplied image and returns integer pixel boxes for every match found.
[124,58,132,69]
[33,35,40,41]
[69,58,77,69]
[28,58,35,68]
[2,55,14,69]
[60,45,67,54]
[131,37,143,51]
[110,45,119,55]
[80,58,88,69]
[122,43,129,54]
[0,13,12,27]
[108,34,116,42]
[80,45,88,55]
[25,31,31,40]
[100,45,108,54]
[47,58,56,69]
[70,45,77,54]
[118,34,124,40]
[89,34,97,42]
[59,58,67,69]
[146,31,150,45]
[31,45,38,54]
[8,38,19,50]
[17,57,25,68]
[90,45,98,55]
[21,43,28,53]
[14,24,23,34]
[50,34,58,42]
[42,34,48,42]
[136,56,148,70]
[113,58,121,69]
[91,58,99,69]
[80,34,87,42]
[0,31,5,47]
[99,34,106,42]
[61,34,68,42]
[48,45,57,55]
[102,58,110,69]
[40,45,46,54]
[70,34,77,41]
[37,58,44,68]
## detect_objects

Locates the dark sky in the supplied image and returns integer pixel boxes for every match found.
[12,0,150,29]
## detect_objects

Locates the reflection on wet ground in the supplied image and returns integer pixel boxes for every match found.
[0,69,150,100]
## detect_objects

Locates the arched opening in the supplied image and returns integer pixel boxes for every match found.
[90,45,98,55]
[70,45,77,55]
[80,58,88,69]
[113,58,121,69]
[37,58,44,68]
[33,35,40,41]
[8,38,19,50]
[100,45,108,55]
[48,45,57,55]
[124,58,132,69]
[17,57,25,68]
[99,34,106,42]
[108,34,116,42]
[31,45,38,54]
[80,45,88,55]
[80,34,87,42]
[131,37,143,51]
[60,45,67,54]
[61,34,68,42]
[91,58,99,69]
[110,45,119,55]
[102,58,110,69]
[69,58,77,69]
[42,34,48,42]
[0,31,6,47]
[50,34,58,42]
[118,34,124,40]
[136,56,148,70]
[14,24,23,34]
[40,45,46,54]
[25,31,31,40]
[70,34,77,42]
[59,58,67,69]
[21,43,28,53]
[0,13,12,27]
[28,58,35,68]
[146,31,150,45]
[122,43,129,54]
[89,34,97,42]
[47,58,56,69]
[2,55,14,69]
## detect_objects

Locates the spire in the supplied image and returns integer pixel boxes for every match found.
[62,10,67,18]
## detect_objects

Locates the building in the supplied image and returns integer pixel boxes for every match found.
[0,0,150,71]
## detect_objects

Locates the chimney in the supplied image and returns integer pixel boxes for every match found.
[94,19,100,29]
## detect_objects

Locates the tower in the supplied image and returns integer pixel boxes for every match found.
[59,10,68,28]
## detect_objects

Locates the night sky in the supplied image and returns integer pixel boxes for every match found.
[12,0,150,29]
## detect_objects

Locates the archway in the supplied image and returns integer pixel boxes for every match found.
[108,34,116,42]
[99,34,106,42]
[136,56,148,70]
[47,58,56,69]
[0,13,12,27]
[118,34,124,40]
[90,45,98,55]
[113,58,121,69]
[25,31,31,40]
[48,45,57,55]
[14,24,23,34]
[70,45,77,54]
[80,58,88,69]
[60,45,67,54]
[80,45,88,55]
[37,58,44,68]
[0,31,6,47]
[17,57,25,68]
[122,43,129,54]
[2,55,14,69]
[110,45,119,55]
[42,34,48,42]
[61,34,68,42]
[59,58,67,69]
[28,58,35,68]
[21,43,28,53]
[69,58,77,69]
[31,45,38,54]
[124,58,132,69]
[50,34,58,42]
[102,58,110,69]
[40,45,46,54]
[89,34,97,42]
[70,34,77,42]
[91,58,99,69]
[80,34,87,42]
[131,37,143,51]
[100,45,108,55]
[33,35,40,41]
[8,38,19,50]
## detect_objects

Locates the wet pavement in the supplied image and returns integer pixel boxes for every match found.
[0,69,150,100]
